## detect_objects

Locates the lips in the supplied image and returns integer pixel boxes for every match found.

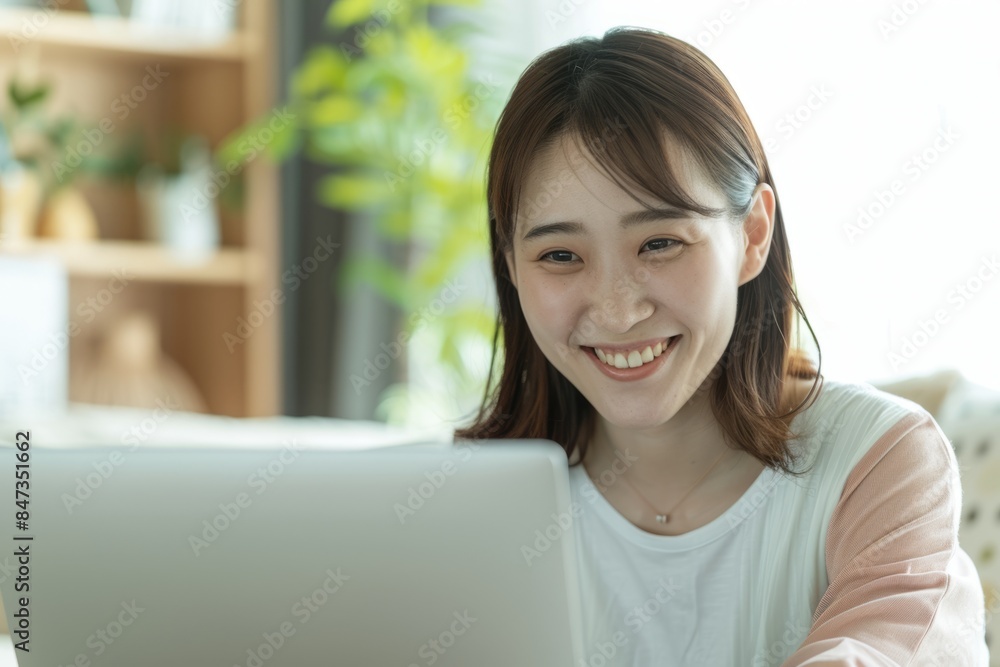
[583,335,681,381]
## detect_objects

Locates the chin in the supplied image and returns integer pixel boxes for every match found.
[592,399,676,430]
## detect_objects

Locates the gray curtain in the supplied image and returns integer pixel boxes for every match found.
[279,2,402,420]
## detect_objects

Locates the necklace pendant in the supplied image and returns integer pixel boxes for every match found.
[656,514,669,523]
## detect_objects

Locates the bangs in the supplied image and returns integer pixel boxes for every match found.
[559,63,757,224]
[560,93,729,223]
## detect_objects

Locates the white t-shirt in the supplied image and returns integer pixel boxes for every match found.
[566,379,988,666]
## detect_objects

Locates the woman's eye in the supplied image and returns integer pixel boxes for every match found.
[540,250,579,263]
[644,239,680,253]
[539,239,680,264]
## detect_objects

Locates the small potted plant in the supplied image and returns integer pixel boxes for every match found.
[0,73,100,243]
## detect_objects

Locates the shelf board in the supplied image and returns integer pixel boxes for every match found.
[0,8,248,62]
[0,239,256,285]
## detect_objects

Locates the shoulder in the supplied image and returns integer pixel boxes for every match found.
[789,377,939,477]
[820,389,963,589]
[812,376,930,423]
[802,381,961,571]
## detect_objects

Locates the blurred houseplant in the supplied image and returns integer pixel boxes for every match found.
[218,0,508,426]
[0,75,100,242]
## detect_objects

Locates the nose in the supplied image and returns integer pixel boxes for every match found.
[585,265,654,335]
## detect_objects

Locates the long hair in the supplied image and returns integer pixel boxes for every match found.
[454,26,822,477]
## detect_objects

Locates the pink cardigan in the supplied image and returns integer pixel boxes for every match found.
[782,410,989,665]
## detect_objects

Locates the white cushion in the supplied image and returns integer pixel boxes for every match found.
[935,378,1000,663]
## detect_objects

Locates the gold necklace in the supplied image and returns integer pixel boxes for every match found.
[592,445,730,525]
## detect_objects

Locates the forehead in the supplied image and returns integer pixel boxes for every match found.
[516,132,724,228]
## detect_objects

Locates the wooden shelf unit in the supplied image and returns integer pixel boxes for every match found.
[0,0,283,417]
[0,7,249,62]
[2,238,260,284]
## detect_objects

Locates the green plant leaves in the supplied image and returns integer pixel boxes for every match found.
[338,254,411,307]
[8,80,50,111]
[317,172,387,210]
[216,108,302,168]
[325,0,381,28]
[447,303,497,341]
[242,0,511,425]
[306,95,364,127]
[1,75,114,193]
[292,46,348,97]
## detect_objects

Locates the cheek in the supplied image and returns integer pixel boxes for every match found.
[522,283,569,332]
[672,281,726,325]
[675,280,739,349]
[519,270,574,311]
[661,256,735,322]
[518,281,579,358]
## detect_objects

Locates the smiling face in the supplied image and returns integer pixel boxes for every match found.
[504,132,772,433]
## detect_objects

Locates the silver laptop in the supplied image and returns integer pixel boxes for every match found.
[0,439,585,666]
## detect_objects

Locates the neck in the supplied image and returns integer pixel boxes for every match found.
[582,383,744,496]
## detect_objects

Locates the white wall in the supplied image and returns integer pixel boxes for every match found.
[474,0,1000,391]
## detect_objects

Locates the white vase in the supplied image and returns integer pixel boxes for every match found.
[136,137,220,261]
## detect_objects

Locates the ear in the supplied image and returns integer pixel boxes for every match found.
[737,183,776,287]
[505,248,517,289]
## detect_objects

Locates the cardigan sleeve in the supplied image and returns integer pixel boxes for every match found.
[781,410,989,666]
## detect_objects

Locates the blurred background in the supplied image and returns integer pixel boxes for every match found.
[0,0,997,427]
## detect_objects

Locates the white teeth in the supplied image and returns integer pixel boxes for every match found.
[593,337,673,370]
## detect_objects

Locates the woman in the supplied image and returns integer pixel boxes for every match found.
[454,26,988,666]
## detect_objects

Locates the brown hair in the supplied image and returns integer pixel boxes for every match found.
[454,26,822,477]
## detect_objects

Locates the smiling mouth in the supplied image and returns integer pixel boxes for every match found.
[584,335,681,369]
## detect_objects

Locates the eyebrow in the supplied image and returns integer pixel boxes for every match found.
[520,206,694,243]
